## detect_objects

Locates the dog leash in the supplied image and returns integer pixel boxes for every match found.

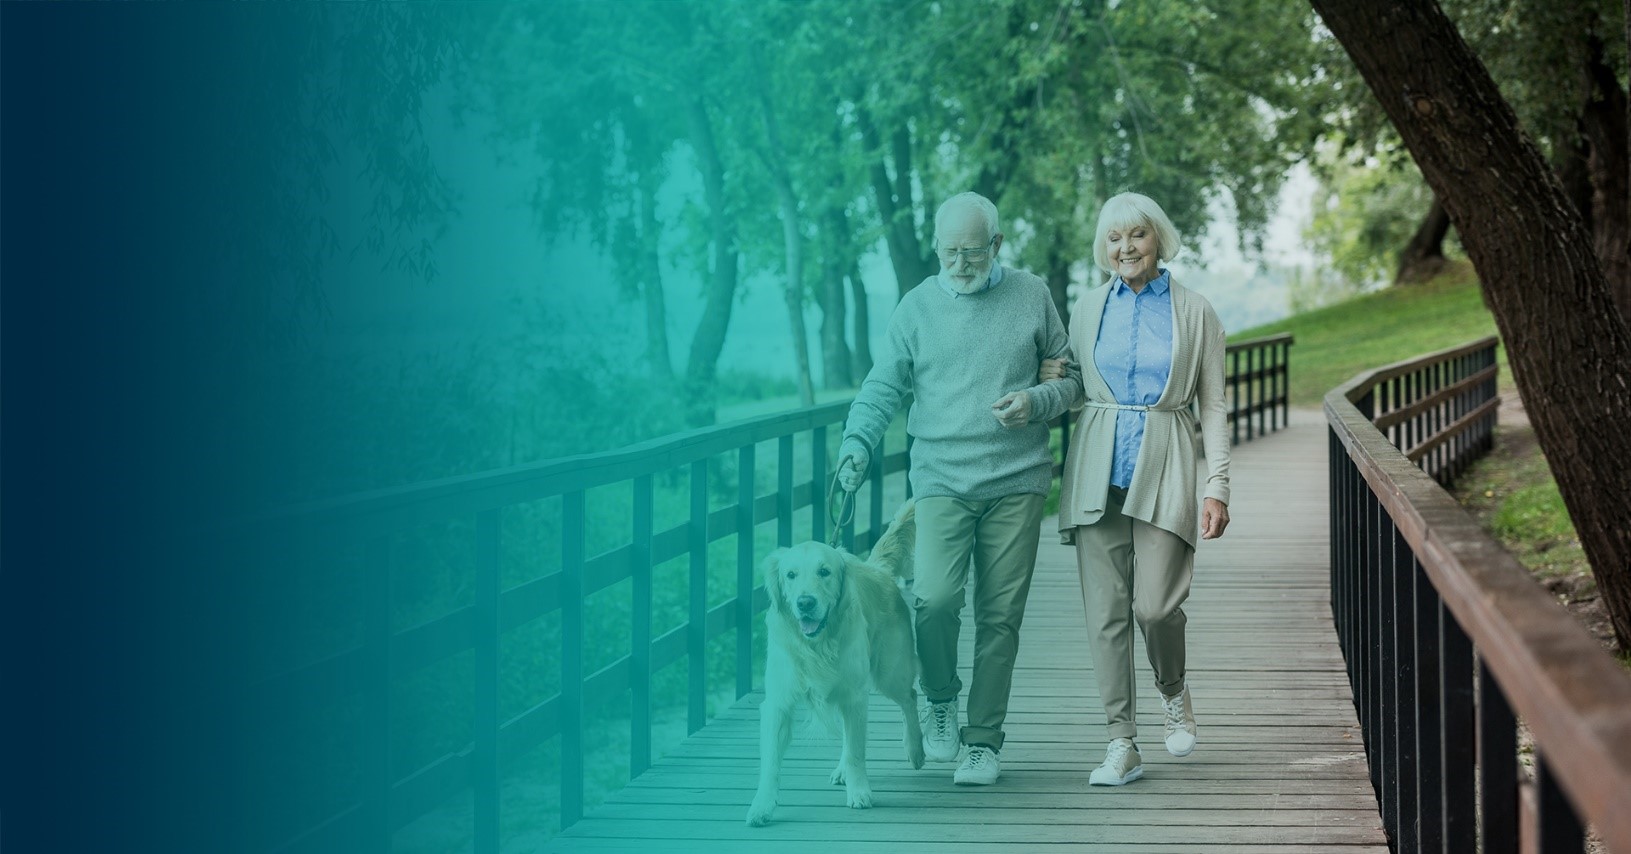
[827,455,857,548]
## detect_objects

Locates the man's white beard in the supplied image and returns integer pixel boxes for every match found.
[939,266,990,294]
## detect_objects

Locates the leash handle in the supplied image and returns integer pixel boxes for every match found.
[827,455,857,548]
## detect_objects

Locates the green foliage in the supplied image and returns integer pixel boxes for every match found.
[1233,261,1505,405]
[1306,146,1445,290]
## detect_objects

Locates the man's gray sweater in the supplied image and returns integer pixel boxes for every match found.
[840,267,1081,500]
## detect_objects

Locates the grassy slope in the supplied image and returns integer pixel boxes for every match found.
[1230,260,1506,406]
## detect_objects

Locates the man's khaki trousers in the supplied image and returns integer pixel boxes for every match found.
[912,493,1045,750]
[1072,486,1193,741]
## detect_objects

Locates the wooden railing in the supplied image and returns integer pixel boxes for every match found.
[256,335,1294,853]
[1326,336,1631,852]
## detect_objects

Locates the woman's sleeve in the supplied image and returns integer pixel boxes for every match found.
[1197,304,1231,505]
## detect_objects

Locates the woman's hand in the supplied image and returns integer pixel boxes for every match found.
[1201,498,1230,540]
[1039,358,1070,383]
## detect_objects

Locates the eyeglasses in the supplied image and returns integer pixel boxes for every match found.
[937,238,995,264]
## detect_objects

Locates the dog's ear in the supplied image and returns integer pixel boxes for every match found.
[762,548,789,610]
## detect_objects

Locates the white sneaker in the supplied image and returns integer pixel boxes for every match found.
[954,744,1000,785]
[1161,684,1197,757]
[920,700,960,763]
[1089,737,1143,786]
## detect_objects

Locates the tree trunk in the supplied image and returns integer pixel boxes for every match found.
[820,208,852,390]
[1311,0,1631,650]
[635,178,672,381]
[755,78,814,407]
[857,106,932,301]
[682,94,738,426]
[848,261,873,380]
[1039,220,1073,326]
[1581,32,1631,324]
[893,125,938,279]
[1393,196,1450,285]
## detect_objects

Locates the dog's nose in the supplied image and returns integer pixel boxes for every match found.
[796,594,817,613]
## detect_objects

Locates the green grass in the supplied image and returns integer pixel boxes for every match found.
[1232,260,1506,406]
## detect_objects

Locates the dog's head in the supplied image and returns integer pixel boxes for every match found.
[764,541,849,639]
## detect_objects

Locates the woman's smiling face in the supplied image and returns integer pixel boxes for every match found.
[1107,222,1160,288]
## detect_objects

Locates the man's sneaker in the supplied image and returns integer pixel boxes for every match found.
[1161,684,1197,757]
[921,700,960,762]
[954,744,1000,785]
[1089,737,1143,786]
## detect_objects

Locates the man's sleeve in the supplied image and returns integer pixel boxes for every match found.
[1025,293,1084,423]
[842,311,912,453]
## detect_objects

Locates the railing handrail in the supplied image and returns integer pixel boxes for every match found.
[251,400,855,535]
[1325,337,1631,850]
[1225,330,1294,353]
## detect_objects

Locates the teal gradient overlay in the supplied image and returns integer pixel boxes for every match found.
[1,4,721,852]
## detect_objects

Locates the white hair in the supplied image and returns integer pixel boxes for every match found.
[934,191,1000,243]
[1092,192,1184,273]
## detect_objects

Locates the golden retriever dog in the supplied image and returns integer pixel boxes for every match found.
[745,500,922,826]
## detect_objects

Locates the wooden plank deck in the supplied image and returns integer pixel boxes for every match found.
[546,408,1387,852]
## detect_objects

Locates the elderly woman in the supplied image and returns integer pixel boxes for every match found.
[1041,191,1231,786]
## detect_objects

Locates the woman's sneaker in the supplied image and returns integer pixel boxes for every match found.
[954,744,1000,785]
[1088,737,1143,786]
[1161,684,1197,757]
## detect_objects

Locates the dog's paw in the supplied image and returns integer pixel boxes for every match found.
[906,740,925,770]
[745,797,776,827]
[829,766,846,786]
[846,786,874,809]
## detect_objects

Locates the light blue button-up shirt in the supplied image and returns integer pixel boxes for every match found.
[1094,270,1174,489]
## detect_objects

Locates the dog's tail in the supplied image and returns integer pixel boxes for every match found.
[865,499,916,582]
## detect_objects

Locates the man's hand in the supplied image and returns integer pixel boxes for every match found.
[991,391,1032,429]
[836,442,870,492]
[1039,358,1070,383]
[1201,497,1230,540]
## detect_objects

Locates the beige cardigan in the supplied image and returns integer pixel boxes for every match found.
[1057,279,1231,549]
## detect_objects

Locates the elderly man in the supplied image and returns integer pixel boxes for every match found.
[837,191,1081,786]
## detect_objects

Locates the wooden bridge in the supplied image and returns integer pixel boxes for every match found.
[546,405,1385,852]
[259,334,1631,854]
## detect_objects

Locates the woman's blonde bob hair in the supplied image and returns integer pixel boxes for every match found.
[1092,192,1184,274]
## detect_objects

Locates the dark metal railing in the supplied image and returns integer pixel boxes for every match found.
[1226,332,1293,444]
[1326,335,1631,852]
[256,336,1295,852]
[254,401,913,854]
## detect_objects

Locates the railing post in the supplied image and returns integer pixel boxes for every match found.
[777,437,793,548]
[866,433,883,551]
[737,445,755,699]
[1441,605,1477,852]
[689,461,708,734]
[1247,346,1258,441]
[812,426,828,544]
[1376,498,1396,843]
[1392,525,1418,853]
[631,475,653,775]
[561,492,585,827]
[1413,562,1444,851]
[1479,659,1518,854]
[474,509,500,854]
[1534,753,1585,852]
[1231,349,1241,446]
[364,536,392,853]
